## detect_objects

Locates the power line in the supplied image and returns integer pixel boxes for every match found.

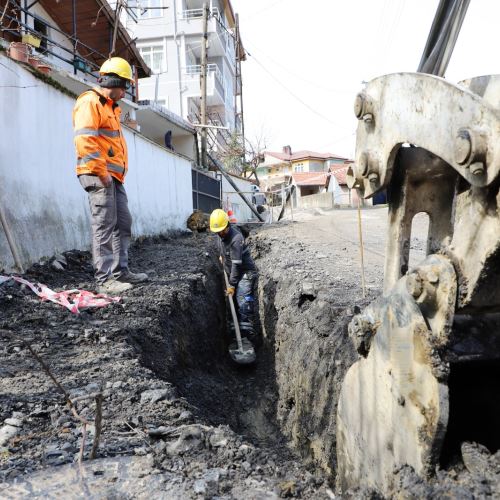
[246,53,345,129]
[242,37,355,95]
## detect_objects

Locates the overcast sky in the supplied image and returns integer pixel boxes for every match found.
[230,0,500,158]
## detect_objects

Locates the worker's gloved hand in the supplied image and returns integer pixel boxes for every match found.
[99,174,113,188]
[226,286,235,296]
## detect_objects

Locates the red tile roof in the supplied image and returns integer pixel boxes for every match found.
[329,165,349,185]
[266,150,348,162]
[291,172,329,187]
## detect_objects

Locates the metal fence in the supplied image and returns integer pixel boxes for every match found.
[192,168,221,214]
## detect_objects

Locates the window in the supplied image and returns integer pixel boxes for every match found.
[139,45,165,74]
[33,17,49,52]
[294,163,304,172]
[139,0,163,19]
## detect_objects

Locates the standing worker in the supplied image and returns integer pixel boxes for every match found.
[210,209,258,341]
[73,57,147,294]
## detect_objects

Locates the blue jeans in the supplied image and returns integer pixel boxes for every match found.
[235,271,258,337]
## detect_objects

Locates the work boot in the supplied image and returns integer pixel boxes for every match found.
[116,270,148,284]
[98,278,133,295]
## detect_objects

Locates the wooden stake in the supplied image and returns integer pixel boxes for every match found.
[357,197,367,298]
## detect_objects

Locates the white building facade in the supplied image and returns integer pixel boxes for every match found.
[126,0,243,147]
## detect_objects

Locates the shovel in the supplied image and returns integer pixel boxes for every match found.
[223,269,256,365]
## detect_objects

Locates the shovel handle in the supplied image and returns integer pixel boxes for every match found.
[223,269,243,351]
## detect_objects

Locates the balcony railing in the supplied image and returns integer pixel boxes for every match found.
[179,7,231,49]
[179,6,220,21]
[0,0,138,100]
[185,63,223,87]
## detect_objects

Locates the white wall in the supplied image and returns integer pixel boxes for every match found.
[221,175,255,223]
[0,54,193,271]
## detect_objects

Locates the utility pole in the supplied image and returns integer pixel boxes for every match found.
[200,3,209,168]
[234,14,245,166]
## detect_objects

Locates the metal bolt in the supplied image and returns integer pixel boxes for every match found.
[406,273,423,298]
[362,113,374,124]
[455,130,472,165]
[470,162,485,176]
[368,172,379,184]
[354,93,365,119]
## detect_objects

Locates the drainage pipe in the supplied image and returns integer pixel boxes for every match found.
[0,203,24,273]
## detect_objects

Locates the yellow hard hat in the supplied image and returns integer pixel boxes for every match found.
[210,209,229,233]
[99,57,133,81]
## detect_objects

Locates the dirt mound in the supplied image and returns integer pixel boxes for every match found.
[0,233,332,498]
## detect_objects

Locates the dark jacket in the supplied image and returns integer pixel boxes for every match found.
[218,225,256,286]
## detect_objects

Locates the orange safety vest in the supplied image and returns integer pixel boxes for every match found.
[73,89,128,183]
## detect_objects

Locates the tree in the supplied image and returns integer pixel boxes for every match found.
[217,132,245,175]
[242,128,271,186]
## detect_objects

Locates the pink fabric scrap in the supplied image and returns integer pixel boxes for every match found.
[0,275,120,314]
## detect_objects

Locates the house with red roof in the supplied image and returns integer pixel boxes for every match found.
[290,172,330,205]
[328,163,372,207]
[256,145,350,192]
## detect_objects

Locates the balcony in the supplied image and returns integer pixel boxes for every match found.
[178,7,233,59]
[183,63,225,106]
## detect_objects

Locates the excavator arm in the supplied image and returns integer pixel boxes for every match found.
[336,1,500,493]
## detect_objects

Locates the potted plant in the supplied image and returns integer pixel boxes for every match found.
[7,42,31,63]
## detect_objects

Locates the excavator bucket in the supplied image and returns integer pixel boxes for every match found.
[337,73,500,494]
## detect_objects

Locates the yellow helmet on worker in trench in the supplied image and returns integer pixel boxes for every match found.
[99,57,134,81]
[210,209,229,233]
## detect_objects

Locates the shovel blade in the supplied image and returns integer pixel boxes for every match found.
[229,339,256,365]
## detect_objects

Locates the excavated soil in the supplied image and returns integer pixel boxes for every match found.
[1,209,499,498]
[0,232,331,499]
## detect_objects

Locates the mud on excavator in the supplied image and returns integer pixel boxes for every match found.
[336,0,500,494]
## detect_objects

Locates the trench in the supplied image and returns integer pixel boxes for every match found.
[126,255,292,455]
[124,235,369,499]
[124,237,500,495]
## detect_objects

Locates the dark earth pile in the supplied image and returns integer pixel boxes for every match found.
[0,232,332,498]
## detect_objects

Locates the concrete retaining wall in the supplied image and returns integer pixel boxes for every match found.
[300,192,334,209]
[0,53,193,271]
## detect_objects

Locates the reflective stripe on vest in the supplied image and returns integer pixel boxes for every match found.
[106,163,125,174]
[74,128,99,137]
[99,129,120,138]
[77,151,101,165]
[74,128,120,138]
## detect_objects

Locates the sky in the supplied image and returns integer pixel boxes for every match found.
[230,0,500,158]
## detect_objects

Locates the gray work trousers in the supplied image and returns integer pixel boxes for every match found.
[79,175,132,284]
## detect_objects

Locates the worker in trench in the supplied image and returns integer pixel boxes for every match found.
[73,57,148,294]
[210,209,258,344]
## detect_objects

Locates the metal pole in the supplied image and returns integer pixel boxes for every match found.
[233,13,238,130]
[236,14,245,150]
[207,153,264,222]
[200,3,209,168]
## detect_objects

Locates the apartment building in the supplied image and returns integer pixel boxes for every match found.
[125,0,244,152]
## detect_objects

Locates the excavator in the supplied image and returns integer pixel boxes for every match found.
[337,0,500,493]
